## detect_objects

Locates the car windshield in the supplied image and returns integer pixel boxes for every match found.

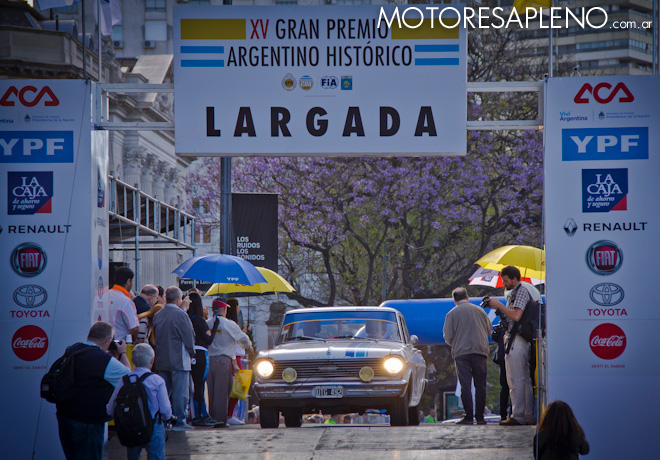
[278,310,401,344]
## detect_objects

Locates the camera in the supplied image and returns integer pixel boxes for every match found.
[480,296,491,308]
[108,339,121,352]
[165,415,178,429]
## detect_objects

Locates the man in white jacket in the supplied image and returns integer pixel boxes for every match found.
[206,299,253,426]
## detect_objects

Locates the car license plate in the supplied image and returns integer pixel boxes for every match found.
[314,386,343,398]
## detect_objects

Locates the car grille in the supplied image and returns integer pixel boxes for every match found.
[271,358,388,381]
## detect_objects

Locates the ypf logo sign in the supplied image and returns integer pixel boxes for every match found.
[12,325,48,361]
[0,85,59,107]
[586,240,622,275]
[582,169,627,213]
[589,323,626,360]
[562,127,648,162]
[10,243,47,277]
[574,82,634,104]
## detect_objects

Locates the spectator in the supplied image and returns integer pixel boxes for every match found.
[424,408,438,423]
[152,287,195,431]
[133,285,159,316]
[55,321,130,460]
[534,401,589,459]
[226,297,251,426]
[102,266,139,342]
[187,292,220,427]
[487,265,541,426]
[443,287,492,425]
[137,304,164,346]
[106,343,172,460]
[492,318,510,421]
[206,299,252,426]
[156,286,165,306]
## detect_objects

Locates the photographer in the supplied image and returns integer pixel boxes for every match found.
[483,265,540,426]
[55,322,130,460]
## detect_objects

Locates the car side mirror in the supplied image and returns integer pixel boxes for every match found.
[410,335,418,346]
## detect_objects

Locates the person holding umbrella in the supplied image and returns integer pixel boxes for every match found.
[206,299,253,426]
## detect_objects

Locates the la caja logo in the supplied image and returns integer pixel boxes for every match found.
[574,82,634,104]
[0,86,59,107]
[12,325,48,361]
[589,323,626,360]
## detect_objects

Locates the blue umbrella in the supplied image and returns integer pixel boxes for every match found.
[172,254,267,285]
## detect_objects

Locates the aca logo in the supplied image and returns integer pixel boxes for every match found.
[562,127,648,161]
[341,76,353,91]
[8,171,53,215]
[586,240,622,275]
[589,323,626,360]
[574,82,634,104]
[11,242,47,277]
[0,85,59,107]
[582,169,627,213]
[12,325,48,361]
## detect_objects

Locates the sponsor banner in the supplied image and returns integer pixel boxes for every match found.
[173,6,467,156]
[0,80,103,460]
[232,193,278,272]
[545,76,660,458]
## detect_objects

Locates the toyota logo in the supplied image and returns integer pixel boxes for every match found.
[590,283,624,307]
[13,285,47,308]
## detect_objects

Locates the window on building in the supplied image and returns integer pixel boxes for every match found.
[56,4,79,13]
[112,25,123,42]
[336,0,370,4]
[145,21,168,41]
[189,0,211,4]
[276,0,298,5]
[145,0,166,12]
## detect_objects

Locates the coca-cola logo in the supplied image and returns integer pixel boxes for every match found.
[11,325,48,361]
[589,323,626,360]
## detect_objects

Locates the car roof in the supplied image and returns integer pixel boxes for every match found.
[284,306,399,316]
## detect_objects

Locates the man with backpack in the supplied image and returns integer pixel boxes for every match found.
[107,343,172,460]
[50,321,130,460]
[485,265,540,426]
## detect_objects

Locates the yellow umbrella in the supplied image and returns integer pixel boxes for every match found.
[475,245,545,280]
[204,266,296,296]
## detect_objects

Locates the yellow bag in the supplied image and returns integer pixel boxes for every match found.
[230,369,252,401]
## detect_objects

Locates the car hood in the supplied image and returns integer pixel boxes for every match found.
[257,340,405,361]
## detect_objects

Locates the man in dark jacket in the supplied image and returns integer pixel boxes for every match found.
[56,321,130,460]
[133,284,159,315]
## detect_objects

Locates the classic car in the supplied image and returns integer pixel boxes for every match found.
[253,306,427,428]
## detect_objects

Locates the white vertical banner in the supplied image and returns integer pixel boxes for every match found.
[544,76,660,459]
[0,80,107,459]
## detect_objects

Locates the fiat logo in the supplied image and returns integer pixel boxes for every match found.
[586,240,622,275]
[10,243,47,277]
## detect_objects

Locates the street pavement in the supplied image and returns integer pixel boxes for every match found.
[103,423,536,460]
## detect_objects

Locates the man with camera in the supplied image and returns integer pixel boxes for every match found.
[55,321,130,460]
[483,265,540,426]
[152,286,196,431]
[443,287,492,425]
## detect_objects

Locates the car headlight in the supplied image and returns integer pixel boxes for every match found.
[383,356,404,375]
[256,360,274,379]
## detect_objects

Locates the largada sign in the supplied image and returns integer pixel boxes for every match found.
[173,6,466,156]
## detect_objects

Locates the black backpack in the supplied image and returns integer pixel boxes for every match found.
[113,373,155,448]
[40,345,93,404]
[506,285,545,352]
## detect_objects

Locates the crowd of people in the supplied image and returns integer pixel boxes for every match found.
[53,266,253,460]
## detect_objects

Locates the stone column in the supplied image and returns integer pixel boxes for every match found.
[152,161,168,203]
[140,153,157,196]
[122,147,147,189]
[164,168,179,205]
